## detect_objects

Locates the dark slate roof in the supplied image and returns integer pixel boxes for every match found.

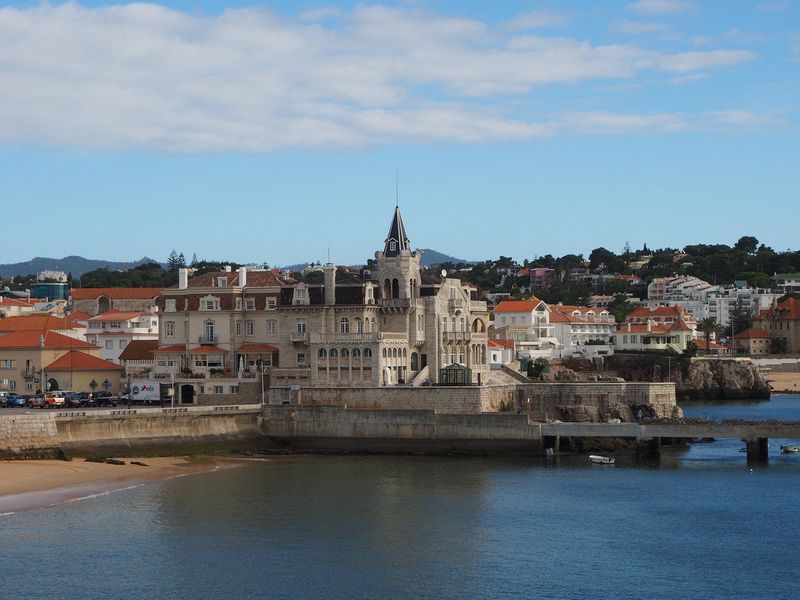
[383,207,410,257]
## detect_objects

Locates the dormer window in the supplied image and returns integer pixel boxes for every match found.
[165,299,176,312]
[217,277,228,287]
[389,241,396,251]
[200,295,220,311]
[245,298,255,310]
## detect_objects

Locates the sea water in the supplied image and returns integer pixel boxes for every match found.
[2,395,799,600]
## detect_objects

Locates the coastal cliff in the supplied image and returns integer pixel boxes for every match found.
[606,356,770,401]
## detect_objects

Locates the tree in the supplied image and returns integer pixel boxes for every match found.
[697,318,718,354]
[167,250,181,271]
[527,358,549,379]
[728,299,752,338]
[734,236,759,255]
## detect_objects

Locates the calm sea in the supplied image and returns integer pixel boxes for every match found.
[3,395,800,600]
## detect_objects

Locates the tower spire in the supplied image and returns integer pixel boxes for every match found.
[383,206,410,257]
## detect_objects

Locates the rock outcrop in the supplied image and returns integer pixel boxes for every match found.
[677,359,770,401]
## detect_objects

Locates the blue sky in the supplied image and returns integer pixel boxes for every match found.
[0,0,797,267]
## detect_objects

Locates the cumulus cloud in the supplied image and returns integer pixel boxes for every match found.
[0,3,762,152]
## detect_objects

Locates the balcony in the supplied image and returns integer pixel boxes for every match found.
[198,335,218,345]
[442,331,467,343]
[311,332,381,343]
[23,368,36,379]
[290,331,309,343]
[382,298,412,309]
[448,298,464,310]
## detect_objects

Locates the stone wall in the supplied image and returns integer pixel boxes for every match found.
[267,380,678,422]
[0,413,62,459]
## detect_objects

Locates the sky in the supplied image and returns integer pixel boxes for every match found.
[0,0,798,268]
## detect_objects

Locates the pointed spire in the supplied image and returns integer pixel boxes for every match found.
[384,206,410,257]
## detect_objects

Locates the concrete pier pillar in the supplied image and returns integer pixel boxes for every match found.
[635,437,661,460]
[745,437,769,463]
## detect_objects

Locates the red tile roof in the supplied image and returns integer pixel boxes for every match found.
[46,351,124,371]
[177,270,290,289]
[0,314,78,332]
[237,343,279,353]
[70,288,162,300]
[734,328,771,339]
[487,339,515,349]
[118,339,160,361]
[0,297,34,307]
[65,311,92,325]
[153,344,187,353]
[494,299,542,313]
[189,345,226,354]
[0,330,97,349]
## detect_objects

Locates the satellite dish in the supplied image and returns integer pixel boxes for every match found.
[441,269,447,278]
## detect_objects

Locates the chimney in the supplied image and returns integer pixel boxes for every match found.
[324,263,336,305]
[238,266,247,288]
[647,319,652,332]
[178,268,189,290]
[40,334,45,348]
[224,265,232,273]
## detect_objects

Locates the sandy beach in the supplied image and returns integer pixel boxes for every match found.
[0,455,251,514]
[765,371,800,394]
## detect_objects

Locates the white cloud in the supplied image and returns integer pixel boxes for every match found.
[628,0,693,15]
[0,3,762,152]
[611,20,672,35]
[505,10,570,31]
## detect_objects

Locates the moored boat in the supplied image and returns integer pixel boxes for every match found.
[780,444,799,453]
[589,454,615,465]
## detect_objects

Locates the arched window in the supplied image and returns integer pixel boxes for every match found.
[442,317,448,332]
[340,317,350,333]
[341,348,350,358]
[382,348,387,358]
[449,288,455,300]
[411,352,419,370]
[355,318,363,333]
[384,279,392,299]
[392,348,398,358]
[402,348,407,358]
[472,319,485,333]
[318,348,327,358]
[364,348,372,358]
[330,348,338,358]
[352,348,361,358]
[392,278,400,299]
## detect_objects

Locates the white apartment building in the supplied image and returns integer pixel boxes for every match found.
[85,310,160,365]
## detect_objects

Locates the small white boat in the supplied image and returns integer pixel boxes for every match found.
[589,454,615,465]
[780,444,799,453]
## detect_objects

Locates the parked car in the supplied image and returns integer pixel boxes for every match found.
[0,392,7,408]
[27,395,46,409]
[44,391,73,409]
[92,391,118,407]
[5,394,28,408]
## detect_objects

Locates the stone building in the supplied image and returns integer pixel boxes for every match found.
[70,288,163,316]
[751,296,800,354]
[270,207,490,388]
[151,207,489,404]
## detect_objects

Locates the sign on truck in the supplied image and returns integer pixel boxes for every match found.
[129,380,160,405]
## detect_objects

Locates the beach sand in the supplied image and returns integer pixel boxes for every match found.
[765,371,800,394]
[0,455,253,514]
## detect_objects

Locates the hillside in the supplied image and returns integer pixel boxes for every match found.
[0,256,161,279]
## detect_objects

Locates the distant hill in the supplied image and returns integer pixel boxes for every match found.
[417,249,471,267]
[0,256,162,279]
[280,249,470,272]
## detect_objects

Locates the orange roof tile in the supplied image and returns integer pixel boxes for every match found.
[70,288,162,300]
[189,345,226,354]
[0,314,78,332]
[65,311,91,325]
[487,339,515,349]
[0,297,34,307]
[237,343,279,353]
[0,330,97,350]
[153,344,186,353]
[734,328,771,339]
[494,299,542,313]
[46,351,124,371]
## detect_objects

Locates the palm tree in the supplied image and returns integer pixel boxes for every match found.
[697,317,717,354]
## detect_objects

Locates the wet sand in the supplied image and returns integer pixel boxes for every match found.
[0,455,252,514]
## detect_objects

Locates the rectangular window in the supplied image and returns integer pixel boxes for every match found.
[246,320,255,336]
[165,321,175,337]
[267,320,277,336]
[236,320,243,336]
[267,298,277,310]
[245,298,255,310]
[623,335,628,344]
[165,299,176,312]
[217,277,228,287]
[229,385,239,394]
[297,353,306,366]
[105,340,113,349]
[235,298,243,310]
[296,319,307,333]
[213,385,224,394]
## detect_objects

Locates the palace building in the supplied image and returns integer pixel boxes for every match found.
[153,207,489,404]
